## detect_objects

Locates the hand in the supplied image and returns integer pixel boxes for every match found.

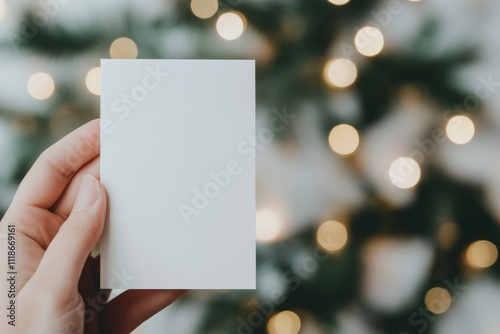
[0,120,186,334]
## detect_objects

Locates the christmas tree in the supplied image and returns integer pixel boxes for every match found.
[1,0,499,333]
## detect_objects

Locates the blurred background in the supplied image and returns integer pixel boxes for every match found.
[1,0,500,333]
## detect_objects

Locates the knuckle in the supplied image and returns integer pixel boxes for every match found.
[39,150,75,181]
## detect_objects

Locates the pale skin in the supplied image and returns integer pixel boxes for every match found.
[0,120,186,333]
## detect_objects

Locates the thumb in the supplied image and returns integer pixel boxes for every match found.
[35,174,107,292]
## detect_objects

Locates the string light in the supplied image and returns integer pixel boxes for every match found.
[425,287,451,314]
[355,26,384,57]
[256,209,283,243]
[465,240,498,269]
[445,115,475,145]
[110,37,138,59]
[27,72,55,100]
[216,12,246,41]
[388,157,421,189]
[316,220,348,253]
[323,58,357,88]
[85,67,101,96]
[327,0,350,5]
[328,124,360,155]
[190,0,218,19]
[267,311,301,334]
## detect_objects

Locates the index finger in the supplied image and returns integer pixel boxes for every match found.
[12,119,100,210]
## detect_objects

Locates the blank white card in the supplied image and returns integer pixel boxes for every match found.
[100,59,255,289]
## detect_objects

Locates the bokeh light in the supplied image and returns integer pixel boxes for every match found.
[355,26,384,57]
[328,124,360,155]
[190,0,218,19]
[327,0,350,5]
[388,157,421,189]
[323,58,357,88]
[425,287,452,314]
[27,72,55,100]
[446,115,475,145]
[110,37,138,59]
[465,240,498,269]
[216,12,246,41]
[85,67,101,96]
[316,220,348,253]
[256,209,283,243]
[267,310,301,334]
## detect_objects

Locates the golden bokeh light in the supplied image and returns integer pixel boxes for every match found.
[316,220,348,253]
[323,58,357,88]
[267,310,301,334]
[85,67,101,96]
[327,0,350,5]
[190,0,218,19]
[328,124,360,155]
[216,12,246,41]
[355,26,384,57]
[446,115,475,145]
[388,157,421,189]
[425,287,451,314]
[110,37,138,59]
[256,209,283,243]
[465,240,498,269]
[27,72,55,100]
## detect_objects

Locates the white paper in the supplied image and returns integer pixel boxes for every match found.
[100,59,255,289]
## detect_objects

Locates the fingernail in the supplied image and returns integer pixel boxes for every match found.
[74,174,101,212]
